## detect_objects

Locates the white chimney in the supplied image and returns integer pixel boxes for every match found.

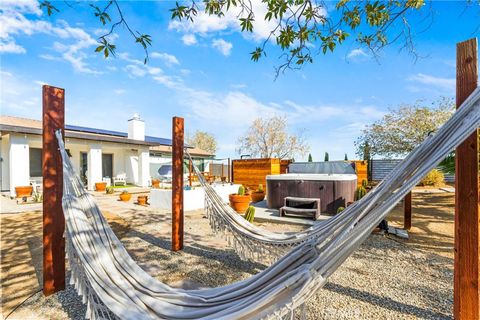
[128,113,145,141]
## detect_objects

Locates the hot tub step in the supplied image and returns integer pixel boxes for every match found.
[279,206,320,221]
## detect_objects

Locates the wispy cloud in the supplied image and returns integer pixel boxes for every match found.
[212,38,233,56]
[408,73,455,93]
[0,2,100,73]
[346,48,369,62]
[151,52,180,66]
[181,34,197,46]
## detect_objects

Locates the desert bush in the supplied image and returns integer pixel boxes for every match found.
[419,169,445,187]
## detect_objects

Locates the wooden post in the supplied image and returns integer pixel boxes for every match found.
[42,85,65,296]
[228,157,231,182]
[172,117,184,251]
[454,38,480,320]
[403,191,412,230]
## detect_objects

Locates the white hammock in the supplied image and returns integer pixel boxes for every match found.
[58,87,480,320]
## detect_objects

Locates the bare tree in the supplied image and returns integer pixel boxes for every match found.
[237,116,309,159]
[186,130,217,154]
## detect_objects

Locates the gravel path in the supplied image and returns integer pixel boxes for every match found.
[2,192,454,319]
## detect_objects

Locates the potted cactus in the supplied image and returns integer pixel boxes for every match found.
[251,184,265,203]
[119,190,132,201]
[229,185,251,213]
[244,206,256,223]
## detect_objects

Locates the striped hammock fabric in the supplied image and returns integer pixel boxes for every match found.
[57,87,480,319]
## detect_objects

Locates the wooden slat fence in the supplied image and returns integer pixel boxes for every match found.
[232,158,280,190]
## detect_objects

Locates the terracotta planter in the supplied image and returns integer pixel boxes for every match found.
[251,191,265,203]
[95,182,107,192]
[228,194,251,214]
[137,195,148,205]
[119,193,132,201]
[151,179,160,188]
[15,186,33,198]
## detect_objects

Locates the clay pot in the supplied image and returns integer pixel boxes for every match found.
[251,191,265,203]
[151,179,160,188]
[119,193,132,201]
[95,182,107,192]
[137,195,148,205]
[228,194,251,214]
[15,186,33,198]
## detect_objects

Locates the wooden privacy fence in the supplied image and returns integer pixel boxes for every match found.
[232,158,280,190]
[353,160,368,187]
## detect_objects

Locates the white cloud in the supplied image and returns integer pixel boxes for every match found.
[0,3,100,73]
[0,40,26,53]
[0,71,43,118]
[212,38,233,56]
[114,89,126,95]
[182,34,197,46]
[347,48,368,60]
[151,52,180,66]
[408,73,455,92]
[168,0,292,42]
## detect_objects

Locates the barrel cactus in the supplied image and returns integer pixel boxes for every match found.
[238,185,246,196]
[244,206,255,223]
[257,184,264,192]
[337,206,345,214]
[355,186,367,201]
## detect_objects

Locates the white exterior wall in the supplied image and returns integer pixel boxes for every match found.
[87,145,102,191]
[138,149,150,187]
[9,134,30,197]
[125,150,139,184]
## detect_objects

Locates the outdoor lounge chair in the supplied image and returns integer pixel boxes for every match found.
[113,173,127,186]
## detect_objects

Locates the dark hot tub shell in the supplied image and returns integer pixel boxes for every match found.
[266,174,357,215]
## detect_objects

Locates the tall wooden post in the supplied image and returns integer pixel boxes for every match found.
[454,38,480,320]
[172,117,184,251]
[228,157,231,182]
[42,85,65,296]
[403,191,412,230]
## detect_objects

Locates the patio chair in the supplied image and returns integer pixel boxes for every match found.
[113,173,127,186]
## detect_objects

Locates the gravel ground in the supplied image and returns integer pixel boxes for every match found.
[2,192,454,319]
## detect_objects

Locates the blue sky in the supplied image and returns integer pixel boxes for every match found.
[1,1,479,160]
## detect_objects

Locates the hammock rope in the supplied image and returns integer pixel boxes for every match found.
[57,87,480,319]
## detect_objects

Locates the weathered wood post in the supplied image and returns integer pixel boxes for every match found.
[403,191,412,230]
[454,38,480,320]
[172,117,184,251]
[228,157,231,182]
[42,85,66,296]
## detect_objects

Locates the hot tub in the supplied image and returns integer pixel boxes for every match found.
[266,174,357,215]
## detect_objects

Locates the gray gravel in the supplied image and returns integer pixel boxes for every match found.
[9,207,452,319]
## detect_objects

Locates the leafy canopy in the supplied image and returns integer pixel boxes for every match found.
[355,98,454,158]
[37,0,462,75]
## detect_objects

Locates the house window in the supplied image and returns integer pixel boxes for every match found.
[29,148,42,177]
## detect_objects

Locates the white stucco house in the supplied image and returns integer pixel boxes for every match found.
[0,114,214,197]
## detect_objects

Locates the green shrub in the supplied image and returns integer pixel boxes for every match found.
[238,185,245,196]
[355,186,366,201]
[337,206,345,214]
[244,206,255,223]
[257,184,264,192]
[420,169,445,187]
[33,193,43,203]
[106,186,115,194]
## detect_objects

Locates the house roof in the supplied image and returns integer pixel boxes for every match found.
[0,115,215,157]
[150,145,214,158]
